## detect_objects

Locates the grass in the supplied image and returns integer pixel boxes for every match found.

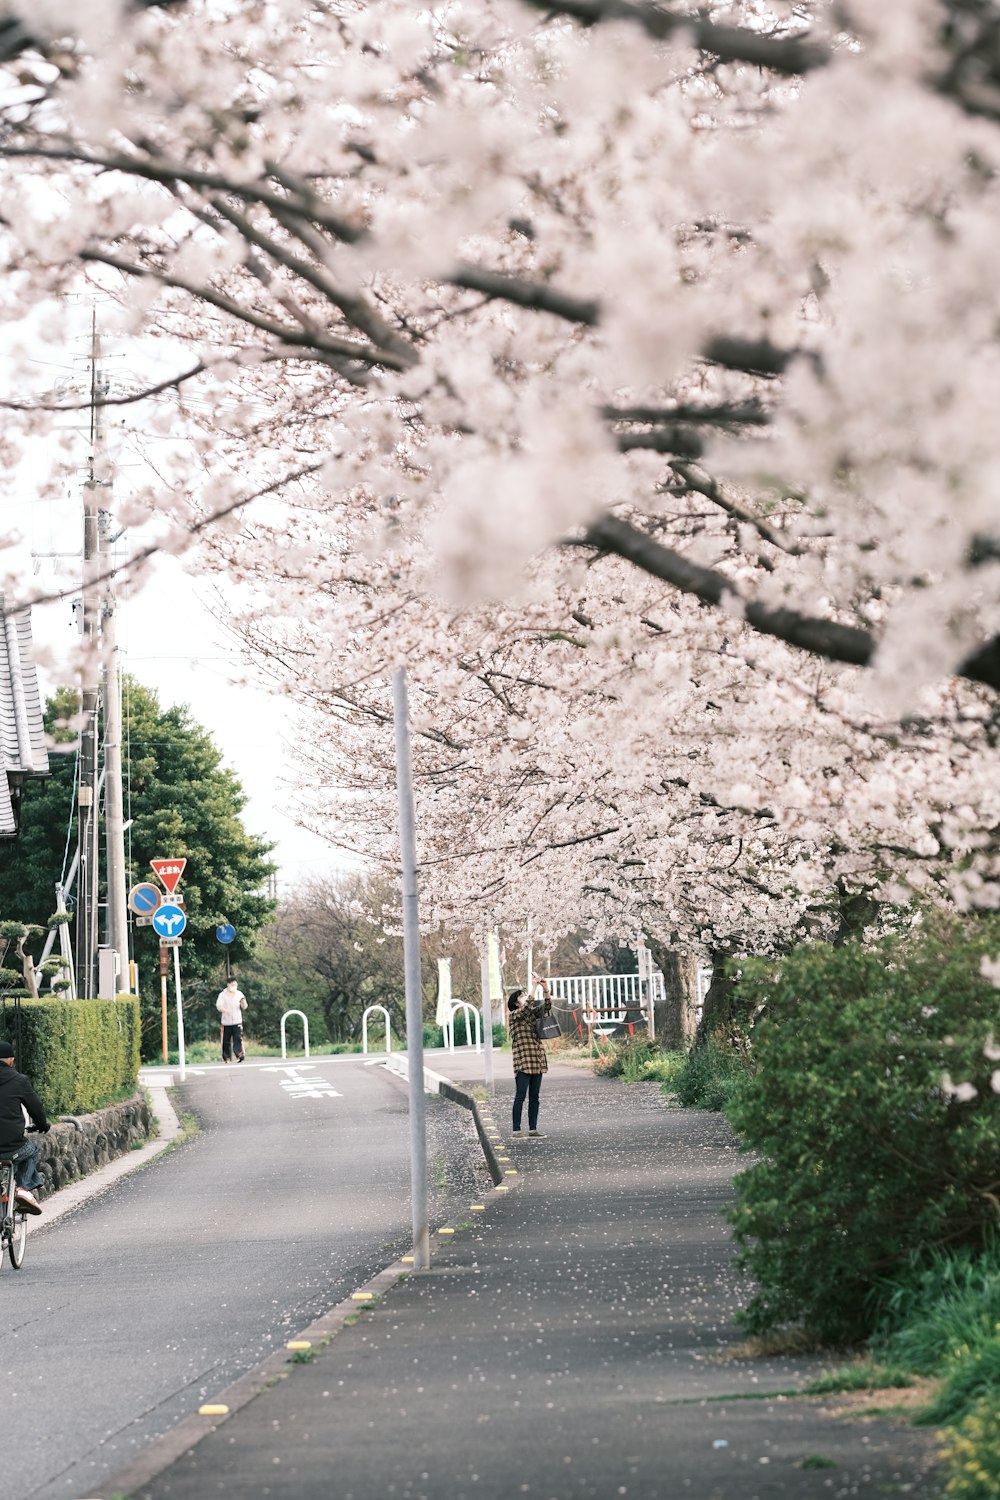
[805,1361,917,1396]
[872,1242,1000,1376]
[161,1110,200,1153]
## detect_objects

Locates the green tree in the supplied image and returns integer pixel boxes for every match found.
[274,876,406,1044]
[0,680,276,1052]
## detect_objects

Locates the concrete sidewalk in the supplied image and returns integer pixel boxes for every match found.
[104,1065,942,1500]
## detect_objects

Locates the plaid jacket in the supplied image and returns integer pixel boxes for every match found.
[509,1004,549,1075]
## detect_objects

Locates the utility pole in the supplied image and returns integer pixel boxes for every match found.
[76,333,102,999]
[101,505,129,993]
[75,313,131,998]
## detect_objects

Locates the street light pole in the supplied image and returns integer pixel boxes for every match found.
[392,666,430,1271]
[480,937,495,1093]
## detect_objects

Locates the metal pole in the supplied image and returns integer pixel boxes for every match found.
[393,666,430,1271]
[77,481,100,998]
[172,944,186,1083]
[160,946,169,1064]
[480,941,495,1092]
[102,577,130,992]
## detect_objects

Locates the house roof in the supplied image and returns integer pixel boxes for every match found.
[0,603,50,838]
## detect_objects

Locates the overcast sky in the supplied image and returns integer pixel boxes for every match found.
[11,492,348,891]
[2,302,357,891]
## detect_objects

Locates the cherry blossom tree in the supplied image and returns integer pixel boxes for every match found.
[3,1,1000,990]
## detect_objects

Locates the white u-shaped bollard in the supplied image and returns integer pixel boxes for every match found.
[362,1004,392,1055]
[280,1009,310,1059]
[447,1000,482,1054]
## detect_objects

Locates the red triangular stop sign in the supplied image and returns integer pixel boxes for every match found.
[151,857,187,895]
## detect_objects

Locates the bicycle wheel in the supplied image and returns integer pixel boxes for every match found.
[7,1210,26,1268]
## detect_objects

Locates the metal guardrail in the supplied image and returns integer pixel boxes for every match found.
[382,1055,502,1186]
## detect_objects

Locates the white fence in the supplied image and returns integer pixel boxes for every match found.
[548,971,665,1039]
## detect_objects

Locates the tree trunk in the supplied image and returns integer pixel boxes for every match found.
[696,949,737,1043]
[831,880,880,947]
[16,938,39,1001]
[644,938,699,1050]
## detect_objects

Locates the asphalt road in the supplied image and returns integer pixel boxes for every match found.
[1,1057,435,1500]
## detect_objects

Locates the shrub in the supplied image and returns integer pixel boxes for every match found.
[726,918,1000,1343]
[672,1034,755,1110]
[594,1035,662,1080]
[938,1393,1000,1497]
[424,1020,506,1049]
[7,994,141,1114]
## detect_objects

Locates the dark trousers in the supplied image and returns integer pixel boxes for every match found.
[222,1024,244,1061]
[513,1071,542,1132]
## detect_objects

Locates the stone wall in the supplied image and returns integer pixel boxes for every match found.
[35,1091,156,1196]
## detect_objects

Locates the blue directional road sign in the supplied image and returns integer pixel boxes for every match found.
[152,903,187,940]
[216,923,236,945]
[128,882,162,916]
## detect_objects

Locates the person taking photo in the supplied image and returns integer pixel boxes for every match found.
[507,975,553,1138]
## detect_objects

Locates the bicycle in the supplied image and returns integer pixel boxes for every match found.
[0,1128,42,1271]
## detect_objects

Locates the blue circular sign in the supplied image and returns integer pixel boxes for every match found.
[128,882,161,916]
[216,923,236,945]
[152,903,187,939]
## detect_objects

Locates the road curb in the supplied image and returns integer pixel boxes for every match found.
[93,1061,515,1500]
[97,1258,410,1500]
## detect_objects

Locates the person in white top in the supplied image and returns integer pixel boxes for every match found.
[216,979,248,1063]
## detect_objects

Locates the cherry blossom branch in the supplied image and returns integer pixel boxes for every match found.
[0,144,365,244]
[77,248,404,373]
[576,511,1000,693]
[0,361,208,411]
[665,461,807,556]
[9,461,327,618]
[520,0,831,77]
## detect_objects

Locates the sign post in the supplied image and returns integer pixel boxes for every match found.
[159,946,169,1064]
[150,860,187,1077]
[216,923,236,982]
[172,943,186,1083]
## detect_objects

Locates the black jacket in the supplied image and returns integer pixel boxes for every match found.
[0,1063,49,1148]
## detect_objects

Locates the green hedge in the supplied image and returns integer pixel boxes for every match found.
[3,995,141,1114]
[727,918,1000,1343]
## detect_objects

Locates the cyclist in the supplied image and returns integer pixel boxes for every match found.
[0,1039,50,1214]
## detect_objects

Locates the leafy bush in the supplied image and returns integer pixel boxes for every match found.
[672,1034,755,1110]
[6,995,141,1114]
[424,1019,506,1049]
[939,1393,1000,1498]
[726,919,1000,1343]
[594,1035,662,1080]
